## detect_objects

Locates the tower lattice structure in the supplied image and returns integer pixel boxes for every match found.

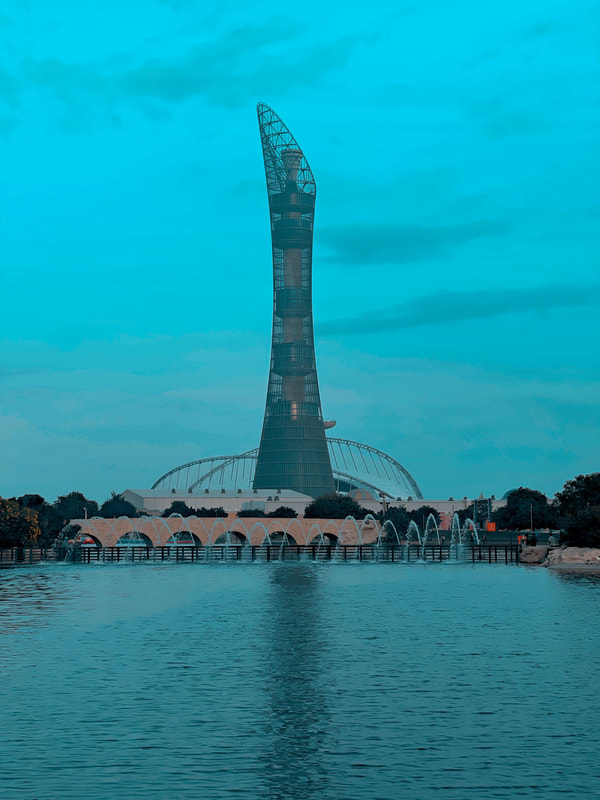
[253,103,335,498]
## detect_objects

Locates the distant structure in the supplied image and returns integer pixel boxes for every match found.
[131,104,425,510]
[253,103,335,498]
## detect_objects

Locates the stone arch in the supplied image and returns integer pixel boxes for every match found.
[164,530,202,546]
[269,531,298,546]
[213,530,247,545]
[247,522,271,546]
[284,517,308,544]
[309,531,338,546]
[116,530,153,547]
[76,532,102,547]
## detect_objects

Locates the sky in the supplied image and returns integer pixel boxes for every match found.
[1,0,598,503]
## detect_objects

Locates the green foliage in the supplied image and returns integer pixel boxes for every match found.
[410,505,441,525]
[38,505,65,545]
[555,473,600,546]
[494,487,556,530]
[18,494,46,510]
[193,506,227,517]
[555,473,600,515]
[457,500,490,526]
[377,505,410,539]
[0,498,41,547]
[16,494,59,545]
[53,492,99,523]
[238,508,267,517]
[59,523,82,545]
[162,501,195,518]
[304,493,368,519]
[98,492,137,519]
[267,506,297,518]
[13,492,98,546]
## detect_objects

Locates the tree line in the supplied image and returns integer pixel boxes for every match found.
[0,492,137,548]
[1,472,598,549]
[161,500,298,519]
[378,475,600,547]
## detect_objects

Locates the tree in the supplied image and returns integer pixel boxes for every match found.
[18,494,46,510]
[494,488,556,531]
[162,501,195,518]
[456,500,490,526]
[555,473,600,547]
[16,494,62,546]
[377,505,410,541]
[98,492,137,518]
[267,506,297,518]
[193,506,227,518]
[0,498,41,547]
[56,523,81,547]
[410,505,441,526]
[238,509,267,517]
[53,491,98,522]
[37,504,65,546]
[304,493,368,519]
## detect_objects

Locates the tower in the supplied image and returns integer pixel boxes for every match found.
[253,103,335,498]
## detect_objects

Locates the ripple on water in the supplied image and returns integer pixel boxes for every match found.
[1,563,599,799]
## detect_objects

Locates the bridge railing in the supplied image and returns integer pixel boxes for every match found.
[66,544,521,564]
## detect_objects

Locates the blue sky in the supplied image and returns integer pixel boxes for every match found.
[1,0,598,502]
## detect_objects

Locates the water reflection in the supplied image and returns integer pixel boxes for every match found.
[0,569,71,632]
[2,563,600,799]
[555,571,600,588]
[257,564,331,799]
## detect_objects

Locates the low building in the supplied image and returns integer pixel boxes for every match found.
[121,488,506,527]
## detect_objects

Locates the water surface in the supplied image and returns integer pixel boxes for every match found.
[1,562,599,799]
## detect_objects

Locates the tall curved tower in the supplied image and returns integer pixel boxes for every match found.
[253,103,335,498]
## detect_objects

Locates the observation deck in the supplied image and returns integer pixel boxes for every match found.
[269,190,315,215]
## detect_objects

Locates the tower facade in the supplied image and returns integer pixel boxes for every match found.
[253,103,335,498]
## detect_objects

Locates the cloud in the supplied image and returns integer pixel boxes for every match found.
[118,28,362,107]
[118,18,300,101]
[318,220,509,265]
[320,285,600,335]
[19,19,365,128]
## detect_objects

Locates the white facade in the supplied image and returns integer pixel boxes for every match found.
[122,488,506,519]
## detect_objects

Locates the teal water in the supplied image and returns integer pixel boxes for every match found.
[1,563,599,799]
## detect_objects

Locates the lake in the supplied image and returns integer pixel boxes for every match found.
[1,562,599,799]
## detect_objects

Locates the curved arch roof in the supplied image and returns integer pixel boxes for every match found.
[152,438,423,500]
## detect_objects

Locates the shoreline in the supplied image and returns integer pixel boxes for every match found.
[519,545,600,572]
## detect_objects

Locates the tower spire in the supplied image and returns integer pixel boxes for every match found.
[253,104,335,498]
